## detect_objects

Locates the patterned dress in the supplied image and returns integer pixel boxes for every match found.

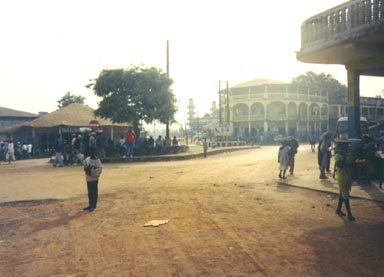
[335,152,354,197]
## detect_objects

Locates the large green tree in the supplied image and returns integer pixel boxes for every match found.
[57,91,85,108]
[291,71,347,98]
[87,65,177,132]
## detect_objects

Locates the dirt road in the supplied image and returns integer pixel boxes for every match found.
[0,145,383,276]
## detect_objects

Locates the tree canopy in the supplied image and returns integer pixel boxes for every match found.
[291,71,347,98]
[87,65,177,130]
[57,92,85,108]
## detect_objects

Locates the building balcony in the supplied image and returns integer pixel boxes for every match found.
[231,93,328,103]
[266,114,287,121]
[233,115,250,122]
[250,115,264,121]
[308,115,321,121]
[297,0,384,75]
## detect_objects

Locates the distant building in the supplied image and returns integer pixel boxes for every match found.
[214,78,384,142]
[0,106,38,129]
[217,78,329,142]
[328,95,384,133]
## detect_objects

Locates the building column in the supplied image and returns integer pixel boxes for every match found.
[110,127,114,140]
[263,105,268,142]
[346,68,361,138]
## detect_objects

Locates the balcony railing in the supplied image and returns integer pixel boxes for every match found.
[301,0,384,48]
[231,93,328,102]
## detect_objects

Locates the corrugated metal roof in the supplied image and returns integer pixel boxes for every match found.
[0,106,38,118]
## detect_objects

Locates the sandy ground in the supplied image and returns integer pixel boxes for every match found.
[0,145,383,276]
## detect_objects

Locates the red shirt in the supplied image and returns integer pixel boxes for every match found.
[125,131,136,143]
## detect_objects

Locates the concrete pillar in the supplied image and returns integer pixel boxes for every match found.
[263,106,268,143]
[346,68,361,138]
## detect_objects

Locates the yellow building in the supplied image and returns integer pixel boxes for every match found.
[218,79,329,142]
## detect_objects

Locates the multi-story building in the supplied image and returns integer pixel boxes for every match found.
[218,78,384,142]
[218,79,329,142]
[329,95,384,131]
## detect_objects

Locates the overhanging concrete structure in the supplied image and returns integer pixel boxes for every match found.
[297,0,384,138]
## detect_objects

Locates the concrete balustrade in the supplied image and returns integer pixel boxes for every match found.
[300,0,384,48]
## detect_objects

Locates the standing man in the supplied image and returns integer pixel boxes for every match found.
[319,132,332,179]
[124,128,136,158]
[54,135,64,167]
[288,136,299,175]
[7,140,16,163]
[334,137,355,221]
[83,149,103,212]
[27,142,33,159]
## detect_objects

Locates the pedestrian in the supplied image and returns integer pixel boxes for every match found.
[318,132,332,179]
[203,138,208,158]
[124,128,136,158]
[156,135,164,155]
[172,136,179,153]
[0,142,6,163]
[309,132,316,152]
[21,143,28,159]
[83,148,103,212]
[27,143,33,159]
[53,135,64,167]
[334,136,356,221]
[288,136,299,175]
[7,140,16,163]
[147,136,155,155]
[278,140,291,179]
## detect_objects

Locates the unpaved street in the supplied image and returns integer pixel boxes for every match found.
[0,145,383,276]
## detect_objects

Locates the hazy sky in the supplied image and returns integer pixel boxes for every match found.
[1,0,383,124]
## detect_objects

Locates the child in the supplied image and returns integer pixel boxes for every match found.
[83,149,103,212]
[278,140,291,179]
[334,138,355,221]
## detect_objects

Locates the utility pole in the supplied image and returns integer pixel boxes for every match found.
[165,40,170,140]
[219,81,222,125]
[218,80,229,126]
[226,80,229,126]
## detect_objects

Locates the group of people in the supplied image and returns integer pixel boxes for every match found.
[53,130,109,167]
[278,131,361,222]
[277,136,299,179]
[119,128,181,157]
[0,140,32,164]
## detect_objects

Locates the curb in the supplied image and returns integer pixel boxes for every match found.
[277,181,384,203]
[101,146,260,163]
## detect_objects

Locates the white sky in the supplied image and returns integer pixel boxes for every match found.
[1,0,384,124]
